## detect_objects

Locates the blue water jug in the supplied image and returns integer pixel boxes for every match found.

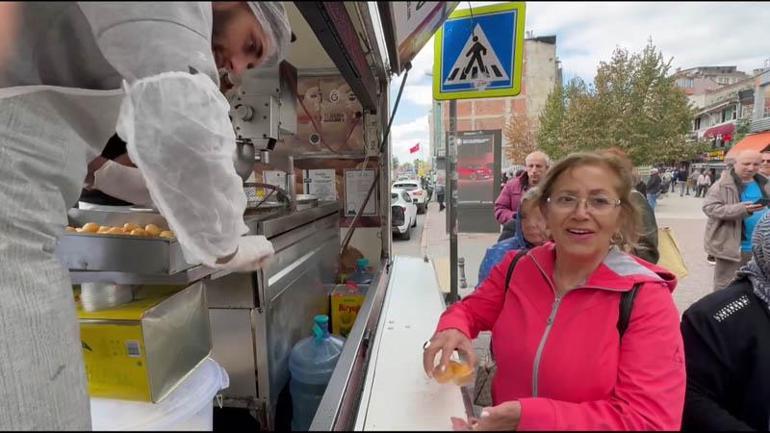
[288,315,345,431]
[348,258,373,285]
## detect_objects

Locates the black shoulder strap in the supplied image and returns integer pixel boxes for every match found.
[504,249,529,293]
[617,283,642,338]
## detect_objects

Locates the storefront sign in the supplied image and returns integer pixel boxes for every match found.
[379,2,459,75]
[706,150,725,161]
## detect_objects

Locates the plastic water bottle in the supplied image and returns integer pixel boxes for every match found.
[348,258,373,285]
[288,315,345,431]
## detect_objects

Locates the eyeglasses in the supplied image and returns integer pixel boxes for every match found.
[547,194,621,214]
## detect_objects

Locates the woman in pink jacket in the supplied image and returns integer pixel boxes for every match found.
[423,152,685,430]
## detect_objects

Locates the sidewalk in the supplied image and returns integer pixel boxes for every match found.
[421,202,499,298]
[423,192,714,314]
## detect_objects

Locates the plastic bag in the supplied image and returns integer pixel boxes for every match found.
[657,226,688,279]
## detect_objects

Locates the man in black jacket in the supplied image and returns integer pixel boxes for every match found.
[681,212,770,431]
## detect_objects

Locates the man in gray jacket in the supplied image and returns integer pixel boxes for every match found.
[703,150,770,291]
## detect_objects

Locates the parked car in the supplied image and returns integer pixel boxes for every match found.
[391,188,417,240]
[392,180,428,214]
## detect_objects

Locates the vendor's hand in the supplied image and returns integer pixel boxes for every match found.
[422,329,477,379]
[84,156,108,188]
[213,235,274,272]
[450,401,521,431]
[114,153,136,167]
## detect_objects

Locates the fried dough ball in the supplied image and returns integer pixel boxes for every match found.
[144,224,162,237]
[65,226,76,233]
[107,227,125,235]
[433,364,455,384]
[130,228,148,237]
[450,361,474,386]
[123,223,140,232]
[159,230,175,239]
[81,222,100,233]
[432,360,474,385]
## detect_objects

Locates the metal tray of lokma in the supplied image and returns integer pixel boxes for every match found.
[55,208,193,275]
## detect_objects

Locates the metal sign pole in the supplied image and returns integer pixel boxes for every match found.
[448,99,459,304]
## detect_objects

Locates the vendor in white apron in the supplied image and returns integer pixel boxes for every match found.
[0,3,290,429]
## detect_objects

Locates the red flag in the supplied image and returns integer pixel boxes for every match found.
[409,143,420,154]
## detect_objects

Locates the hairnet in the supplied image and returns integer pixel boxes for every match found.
[247,2,292,67]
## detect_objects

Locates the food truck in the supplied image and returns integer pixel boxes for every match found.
[53,2,470,430]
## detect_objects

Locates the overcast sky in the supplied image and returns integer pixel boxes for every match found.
[389,1,770,165]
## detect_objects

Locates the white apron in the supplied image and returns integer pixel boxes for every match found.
[0,85,122,429]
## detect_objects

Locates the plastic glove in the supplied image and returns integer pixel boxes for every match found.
[212,235,275,272]
[92,159,153,206]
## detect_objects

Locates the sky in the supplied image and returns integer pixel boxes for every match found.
[389,1,770,165]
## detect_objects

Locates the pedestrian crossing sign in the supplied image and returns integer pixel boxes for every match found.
[433,2,525,100]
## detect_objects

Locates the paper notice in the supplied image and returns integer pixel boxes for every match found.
[263,171,287,190]
[344,169,377,216]
[304,169,337,202]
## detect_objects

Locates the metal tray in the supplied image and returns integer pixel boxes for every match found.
[55,208,194,275]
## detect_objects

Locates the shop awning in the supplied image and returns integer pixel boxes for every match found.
[725,131,770,159]
[703,123,735,140]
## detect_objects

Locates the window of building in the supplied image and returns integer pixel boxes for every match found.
[677,78,694,89]
[722,106,735,122]
[764,84,770,117]
[694,117,701,130]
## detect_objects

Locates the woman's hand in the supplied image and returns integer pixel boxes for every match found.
[422,328,477,379]
[450,401,522,431]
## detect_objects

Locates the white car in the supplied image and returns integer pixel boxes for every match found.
[392,180,428,214]
[391,188,417,240]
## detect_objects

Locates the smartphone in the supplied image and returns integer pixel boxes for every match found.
[753,198,770,207]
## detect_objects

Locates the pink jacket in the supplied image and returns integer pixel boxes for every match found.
[436,243,685,430]
[494,173,529,224]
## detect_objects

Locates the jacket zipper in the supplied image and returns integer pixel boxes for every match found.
[532,295,561,397]
[527,255,625,397]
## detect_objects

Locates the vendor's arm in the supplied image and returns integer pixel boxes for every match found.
[91,159,153,207]
[79,3,249,266]
[515,283,686,431]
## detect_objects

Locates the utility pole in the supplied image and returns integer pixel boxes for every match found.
[447,99,459,304]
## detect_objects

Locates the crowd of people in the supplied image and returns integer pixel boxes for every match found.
[424,148,770,430]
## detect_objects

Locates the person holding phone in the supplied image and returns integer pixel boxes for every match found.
[704,150,770,291]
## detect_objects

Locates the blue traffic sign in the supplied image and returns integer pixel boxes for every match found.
[433,3,525,100]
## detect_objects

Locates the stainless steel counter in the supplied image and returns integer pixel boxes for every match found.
[206,201,341,429]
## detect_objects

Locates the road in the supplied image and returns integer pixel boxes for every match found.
[391,211,427,257]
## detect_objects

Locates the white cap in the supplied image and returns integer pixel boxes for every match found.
[247,2,292,67]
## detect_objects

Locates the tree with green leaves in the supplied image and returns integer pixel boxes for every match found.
[537,40,705,165]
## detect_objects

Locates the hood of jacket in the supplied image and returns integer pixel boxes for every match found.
[508,208,534,250]
[528,242,678,293]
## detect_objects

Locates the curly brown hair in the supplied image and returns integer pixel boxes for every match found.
[533,151,642,252]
